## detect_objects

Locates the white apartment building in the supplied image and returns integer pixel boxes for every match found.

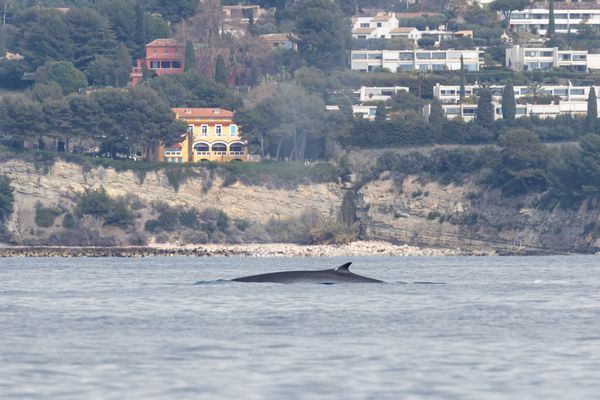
[424,101,600,122]
[351,49,483,72]
[433,83,600,103]
[505,45,600,72]
[355,86,410,102]
[508,3,600,36]
[352,105,378,120]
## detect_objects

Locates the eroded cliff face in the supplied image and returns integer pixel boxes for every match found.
[2,159,599,253]
[356,174,600,254]
[0,160,343,243]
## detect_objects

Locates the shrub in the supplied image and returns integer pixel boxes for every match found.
[0,174,14,226]
[62,213,76,229]
[427,211,441,220]
[35,205,61,228]
[76,187,132,227]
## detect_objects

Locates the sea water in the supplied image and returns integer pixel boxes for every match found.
[1,256,599,399]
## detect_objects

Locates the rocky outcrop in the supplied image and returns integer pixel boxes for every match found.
[356,174,600,254]
[0,159,343,243]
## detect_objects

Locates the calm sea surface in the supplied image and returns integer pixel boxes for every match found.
[1,256,600,399]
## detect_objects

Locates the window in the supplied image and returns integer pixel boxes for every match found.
[377,23,382,27]
[399,52,414,60]
[431,53,446,59]
[445,107,460,115]
[573,54,587,61]
[525,51,538,57]
[554,89,567,96]
[161,61,171,68]
[172,61,181,68]
[570,89,585,95]
[187,125,194,133]
[150,61,160,69]
[352,53,367,59]
[432,64,446,71]
[360,23,369,28]
[541,51,553,57]
[416,52,431,59]
[216,125,222,136]
[466,64,478,71]
[201,125,208,136]
[367,53,382,59]
[230,125,238,136]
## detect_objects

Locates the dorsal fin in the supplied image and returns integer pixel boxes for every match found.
[334,262,352,272]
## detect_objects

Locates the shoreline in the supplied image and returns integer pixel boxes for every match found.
[0,241,475,257]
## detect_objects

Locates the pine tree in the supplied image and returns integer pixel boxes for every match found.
[214,55,228,85]
[459,55,465,102]
[587,87,597,133]
[502,82,516,121]
[135,1,147,59]
[548,0,555,35]
[184,41,196,72]
[476,89,494,128]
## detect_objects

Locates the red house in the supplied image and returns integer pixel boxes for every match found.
[130,38,185,86]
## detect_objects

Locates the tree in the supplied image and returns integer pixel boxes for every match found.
[291,0,350,71]
[0,174,14,228]
[429,99,445,136]
[135,1,147,59]
[36,61,88,94]
[502,82,516,121]
[375,101,387,122]
[587,87,597,133]
[184,41,196,72]
[489,0,531,23]
[476,89,494,128]
[147,0,198,23]
[497,128,548,194]
[548,0,555,35]
[214,55,228,85]
[459,55,465,102]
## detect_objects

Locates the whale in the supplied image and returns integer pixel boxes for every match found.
[231,262,383,284]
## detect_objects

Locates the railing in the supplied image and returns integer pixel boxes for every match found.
[194,151,247,157]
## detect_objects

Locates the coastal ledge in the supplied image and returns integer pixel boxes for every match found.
[0,241,477,257]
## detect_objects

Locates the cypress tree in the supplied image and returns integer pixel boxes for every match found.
[548,0,555,35]
[587,87,597,133]
[476,89,494,128]
[135,1,147,59]
[184,41,196,72]
[375,101,387,122]
[459,55,465,102]
[214,55,228,85]
[429,99,445,139]
[502,82,516,121]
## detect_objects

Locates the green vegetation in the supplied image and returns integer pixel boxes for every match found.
[35,204,61,228]
[76,187,132,227]
[0,174,14,228]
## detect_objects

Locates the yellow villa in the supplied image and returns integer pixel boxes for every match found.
[158,108,248,163]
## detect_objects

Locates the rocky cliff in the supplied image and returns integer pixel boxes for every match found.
[1,159,599,254]
[356,174,600,254]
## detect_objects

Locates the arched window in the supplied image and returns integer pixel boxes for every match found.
[230,143,244,153]
[194,143,209,154]
[212,143,227,154]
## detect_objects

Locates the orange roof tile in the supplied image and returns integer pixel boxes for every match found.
[147,38,182,47]
[353,27,376,34]
[173,108,235,118]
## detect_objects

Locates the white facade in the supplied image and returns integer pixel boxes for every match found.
[424,101,600,122]
[352,13,400,39]
[355,86,410,102]
[351,49,483,72]
[434,83,600,103]
[505,45,600,72]
[509,4,600,36]
[352,105,378,120]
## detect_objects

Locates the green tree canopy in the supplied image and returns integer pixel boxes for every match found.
[35,61,88,94]
[502,82,516,121]
[291,0,350,71]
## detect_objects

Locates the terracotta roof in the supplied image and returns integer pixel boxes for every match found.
[260,33,293,43]
[146,38,182,47]
[173,108,235,118]
[390,27,418,33]
[353,27,376,34]
[372,14,393,22]
[166,143,183,149]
